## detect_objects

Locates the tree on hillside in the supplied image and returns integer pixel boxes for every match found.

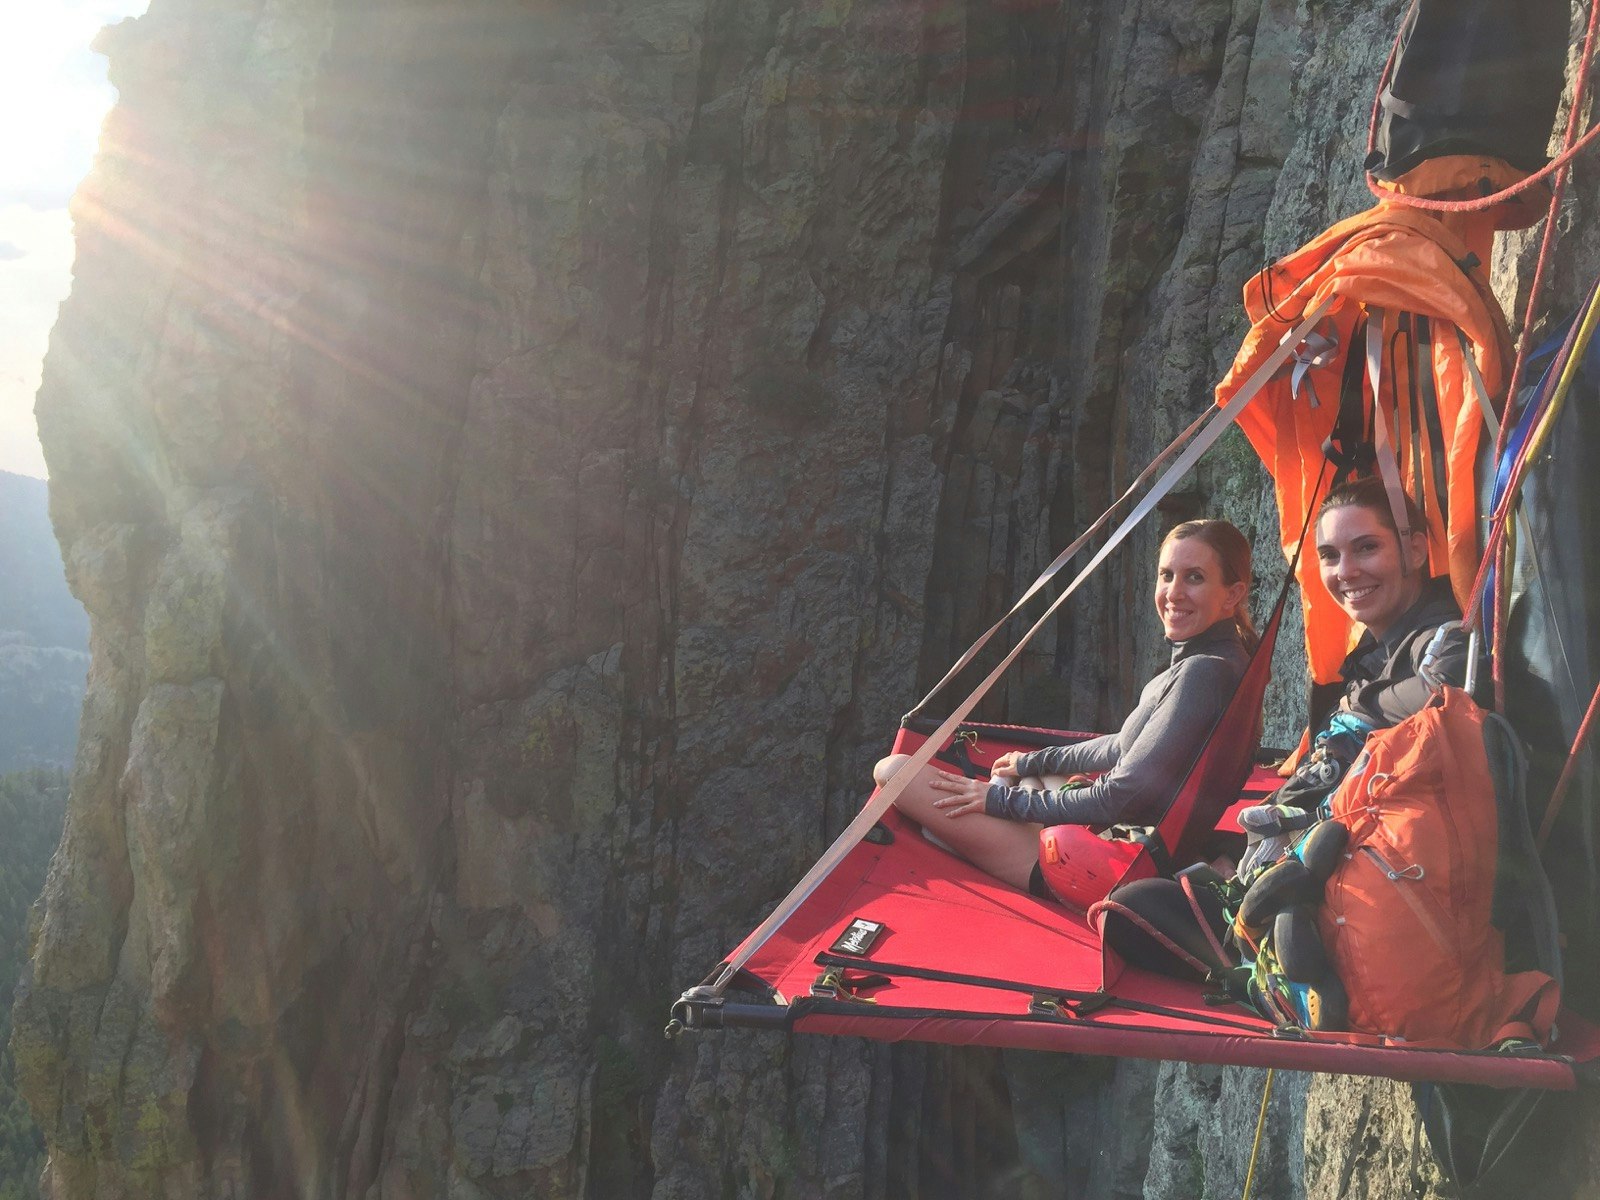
[0,769,67,1198]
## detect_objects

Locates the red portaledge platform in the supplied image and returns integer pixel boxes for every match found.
[705,724,1598,1091]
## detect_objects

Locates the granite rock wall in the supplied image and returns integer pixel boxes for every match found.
[17,0,1599,1196]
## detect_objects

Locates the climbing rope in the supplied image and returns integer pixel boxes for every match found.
[1240,1068,1276,1200]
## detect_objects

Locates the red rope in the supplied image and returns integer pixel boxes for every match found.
[1086,898,1217,977]
[1492,534,1513,711]
[1490,0,1599,451]
[1180,874,1233,973]
[1422,0,1600,703]
[1485,1,1600,703]
[1364,125,1600,214]
[1536,677,1600,848]
[1469,275,1600,712]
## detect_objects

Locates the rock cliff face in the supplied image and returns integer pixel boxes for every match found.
[16,0,1600,1196]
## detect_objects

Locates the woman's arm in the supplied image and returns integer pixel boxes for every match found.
[985,654,1242,826]
[1010,735,1119,781]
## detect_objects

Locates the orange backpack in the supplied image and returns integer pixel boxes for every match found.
[1316,687,1560,1048]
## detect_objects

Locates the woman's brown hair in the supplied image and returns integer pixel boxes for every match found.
[1315,474,1426,541]
[1162,519,1258,651]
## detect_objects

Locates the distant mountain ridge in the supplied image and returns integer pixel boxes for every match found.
[0,472,86,772]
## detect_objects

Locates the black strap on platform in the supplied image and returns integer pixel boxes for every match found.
[811,952,1266,1033]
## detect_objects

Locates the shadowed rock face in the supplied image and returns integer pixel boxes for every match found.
[15,0,1600,1196]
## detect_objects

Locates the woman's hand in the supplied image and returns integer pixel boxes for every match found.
[928,770,991,818]
[988,751,1024,783]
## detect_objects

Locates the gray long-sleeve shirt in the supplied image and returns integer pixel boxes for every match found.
[984,620,1250,827]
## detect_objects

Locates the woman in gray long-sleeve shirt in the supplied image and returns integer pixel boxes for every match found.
[877,520,1255,894]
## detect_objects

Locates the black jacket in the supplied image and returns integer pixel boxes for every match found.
[1335,575,1470,727]
[1278,576,1475,812]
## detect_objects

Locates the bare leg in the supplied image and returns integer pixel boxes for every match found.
[872,754,1043,891]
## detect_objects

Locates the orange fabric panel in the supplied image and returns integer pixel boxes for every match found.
[1217,201,1512,684]
[1373,155,1546,234]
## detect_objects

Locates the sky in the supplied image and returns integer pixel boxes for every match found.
[0,2,150,480]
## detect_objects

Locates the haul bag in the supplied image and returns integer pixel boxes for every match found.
[1319,688,1561,1048]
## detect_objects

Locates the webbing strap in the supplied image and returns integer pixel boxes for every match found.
[811,952,1265,1033]
[708,299,1334,994]
[1456,327,1501,437]
[1365,308,1414,558]
[906,407,1212,721]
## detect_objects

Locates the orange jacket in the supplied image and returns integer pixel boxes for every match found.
[1215,192,1512,683]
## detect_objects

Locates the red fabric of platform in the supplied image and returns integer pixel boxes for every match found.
[724,727,1598,1090]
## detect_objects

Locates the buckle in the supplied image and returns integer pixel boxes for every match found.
[1029,991,1111,1018]
[810,967,886,1003]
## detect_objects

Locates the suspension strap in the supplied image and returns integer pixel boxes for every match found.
[1457,327,1501,437]
[1414,318,1449,530]
[1323,315,1375,479]
[1365,308,1416,561]
[810,952,1265,1033]
[707,299,1335,993]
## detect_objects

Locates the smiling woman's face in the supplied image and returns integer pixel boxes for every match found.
[1315,503,1428,640]
[1154,536,1245,642]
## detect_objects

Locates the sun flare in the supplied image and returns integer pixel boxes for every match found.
[0,0,148,477]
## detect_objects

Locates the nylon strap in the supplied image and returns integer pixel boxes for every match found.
[1365,307,1415,564]
[709,298,1334,994]
[1087,896,1213,977]
[1456,327,1501,437]
[811,952,1265,1033]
